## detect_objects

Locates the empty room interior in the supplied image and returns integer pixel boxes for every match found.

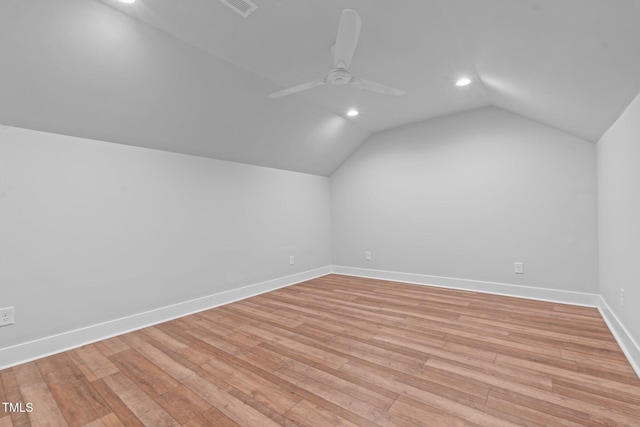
[2,0,640,426]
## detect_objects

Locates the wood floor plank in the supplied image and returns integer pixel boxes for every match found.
[18,380,69,427]
[72,345,119,380]
[1,274,639,426]
[153,385,210,425]
[485,391,579,427]
[318,334,428,374]
[273,365,397,426]
[90,379,145,427]
[94,337,130,358]
[140,327,189,352]
[116,331,151,350]
[424,358,638,425]
[260,293,404,328]
[1,370,32,427]
[183,328,247,357]
[3,366,43,427]
[109,349,179,397]
[487,387,623,427]
[0,374,9,425]
[102,372,179,427]
[388,395,469,427]
[441,341,498,362]
[98,413,125,427]
[35,354,82,385]
[458,314,619,349]
[41,372,111,427]
[373,331,498,365]
[237,324,349,370]
[427,353,552,391]
[182,373,282,427]
[495,353,640,400]
[236,344,291,372]
[264,343,399,402]
[199,356,302,415]
[182,407,240,427]
[128,339,194,382]
[284,400,360,427]
[11,364,44,388]
[551,380,640,419]
[169,347,219,374]
[281,357,395,411]
[339,360,519,427]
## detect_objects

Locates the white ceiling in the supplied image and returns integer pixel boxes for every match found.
[2,0,640,175]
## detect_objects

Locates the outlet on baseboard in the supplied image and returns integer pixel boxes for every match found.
[365,251,372,261]
[289,255,295,265]
[514,262,524,274]
[0,307,14,327]
[621,288,624,307]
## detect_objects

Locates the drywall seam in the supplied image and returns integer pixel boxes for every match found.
[331,265,639,380]
[0,266,331,370]
[331,266,599,306]
[597,297,640,379]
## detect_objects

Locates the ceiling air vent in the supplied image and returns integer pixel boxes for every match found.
[219,0,258,17]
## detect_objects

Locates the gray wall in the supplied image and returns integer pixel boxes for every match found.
[598,92,640,345]
[0,125,331,348]
[331,107,598,293]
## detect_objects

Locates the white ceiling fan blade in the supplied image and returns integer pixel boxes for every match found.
[334,9,361,70]
[268,79,327,99]
[351,78,406,96]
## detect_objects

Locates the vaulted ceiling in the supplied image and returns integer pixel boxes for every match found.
[2,0,640,176]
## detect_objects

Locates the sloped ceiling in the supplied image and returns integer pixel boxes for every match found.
[1,0,640,176]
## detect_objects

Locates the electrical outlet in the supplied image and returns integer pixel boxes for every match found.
[289,255,295,265]
[514,262,524,274]
[621,288,624,307]
[0,307,14,327]
[365,251,371,261]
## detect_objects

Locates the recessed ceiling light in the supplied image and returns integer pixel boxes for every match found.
[118,0,135,4]
[347,109,359,117]
[456,77,471,87]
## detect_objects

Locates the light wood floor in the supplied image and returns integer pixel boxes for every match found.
[1,274,640,426]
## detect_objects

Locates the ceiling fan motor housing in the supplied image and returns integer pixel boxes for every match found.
[328,69,352,85]
[267,10,404,98]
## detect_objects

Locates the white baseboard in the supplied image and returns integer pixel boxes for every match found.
[331,265,640,380]
[0,266,331,370]
[597,297,640,379]
[331,265,600,306]
[4,264,639,381]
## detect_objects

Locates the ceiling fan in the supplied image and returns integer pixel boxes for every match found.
[268,9,406,99]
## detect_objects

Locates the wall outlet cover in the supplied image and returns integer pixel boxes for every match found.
[514,262,524,274]
[0,307,15,326]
